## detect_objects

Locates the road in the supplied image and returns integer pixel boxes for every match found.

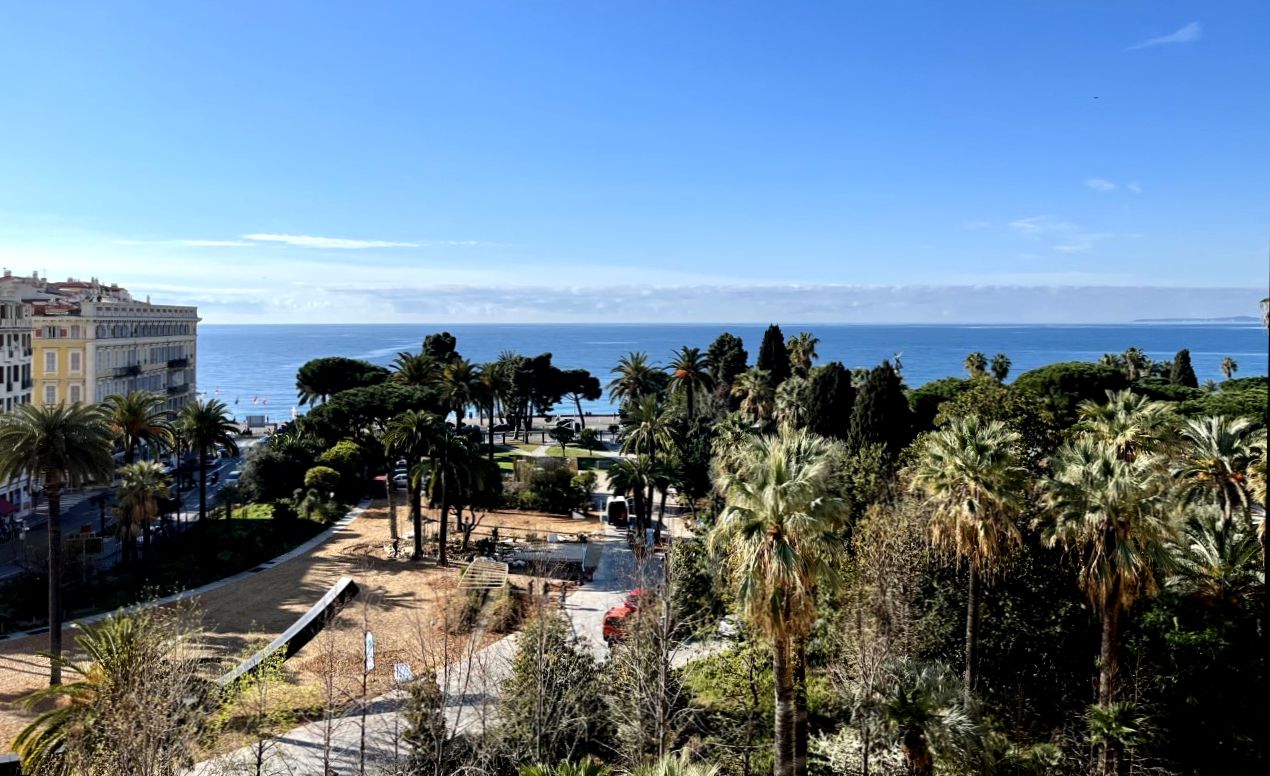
[0,442,257,581]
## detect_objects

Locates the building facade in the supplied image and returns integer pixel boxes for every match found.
[0,297,34,520]
[0,272,198,416]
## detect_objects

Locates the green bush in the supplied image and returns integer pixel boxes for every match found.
[1012,361,1126,425]
[316,439,365,501]
[303,465,341,493]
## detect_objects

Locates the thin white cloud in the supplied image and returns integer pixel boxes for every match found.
[114,239,250,247]
[1009,216,1077,237]
[241,233,422,249]
[1009,216,1115,254]
[1085,177,1117,192]
[1126,182,1143,194]
[1128,22,1201,50]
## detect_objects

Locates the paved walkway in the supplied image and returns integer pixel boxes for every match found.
[192,532,643,775]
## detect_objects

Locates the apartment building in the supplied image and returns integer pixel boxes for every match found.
[0,272,199,415]
[0,297,33,520]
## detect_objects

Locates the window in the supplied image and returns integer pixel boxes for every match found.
[70,351,81,373]
[43,351,56,374]
[69,385,81,404]
[44,385,56,405]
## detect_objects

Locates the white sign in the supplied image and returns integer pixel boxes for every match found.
[394,662,414,684]
[364,631,375,673]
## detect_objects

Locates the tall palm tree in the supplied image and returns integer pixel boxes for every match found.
[709,430,850,776]
[477,362,506,457]
[666,346,713,420]
[440,358,482,426]
[384,410,440,561]
[1220,356,1239,380]
[620,395,672,528]
[392,351,442,387]
[104,391,173,464]
[963,352,987,378]
[908,415,1025,699]
[0,404,115,685]
[608,352,664,407]
[423,423,471,567]
[1172,415,1262,526]
[1041,438,1175,776]
[117,461,170,565]
[730,368,774,423]
[1076,389,1173,462]
[989,353,1011,382]
[786,332,819,377]
[177,399,239,523]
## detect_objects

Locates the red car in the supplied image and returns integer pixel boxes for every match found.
[603,605,634,644]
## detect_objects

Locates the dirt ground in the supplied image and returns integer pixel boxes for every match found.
[0,501,606,756]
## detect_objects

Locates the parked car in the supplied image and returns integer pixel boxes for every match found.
[225,470,241,485]
[605,496,630,528]
[555,418,582,432]
[603,605,635,644]
[492,423,512,432]
[392,472,409,489]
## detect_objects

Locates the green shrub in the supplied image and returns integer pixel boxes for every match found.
[303,465,341,493]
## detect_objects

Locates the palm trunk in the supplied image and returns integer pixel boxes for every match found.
[793,638,809,776]
[385,468,398,541]
[198,450,208,521]
[574,395,586,428]
[125,440,136,465]
[965,566,980,701]
[437,471,449,567]
[772,634,796,776]
[900,728,933,776]
[45,479,63,686]
[1097,596,1122,776]
[410,475,423,561]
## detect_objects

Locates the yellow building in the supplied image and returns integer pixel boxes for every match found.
[1,273,198,414]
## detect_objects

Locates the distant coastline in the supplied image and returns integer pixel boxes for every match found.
[1131,316,1261,323]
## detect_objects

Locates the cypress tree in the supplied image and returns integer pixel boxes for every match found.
[807,361,855,441]
[1169,348,1198,388]
[756,324,791,386]
[847,360,912,457]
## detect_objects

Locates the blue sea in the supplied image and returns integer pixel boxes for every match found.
[196,324,1268,422]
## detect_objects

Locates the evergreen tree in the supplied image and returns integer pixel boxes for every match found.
[705,332,748,389]
[756,324,791,386]
[1170,348,1198,388]
[807,361,855,441]
[847,361,912,457]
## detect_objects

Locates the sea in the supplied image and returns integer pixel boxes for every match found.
[197,324,1268,422]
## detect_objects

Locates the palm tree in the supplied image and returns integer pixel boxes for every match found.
[1121,347,1150,381]
[477,362,506,458]
[1172,415,1262,526]
[392,351,442,387]
[520,758,611,776]
[667,346,713,419]
[607,456,652,531]
[177,399,239,523]
[423,423,473,567]
[1169,509,1262,606]
[730,368,774,423]
[626,752,720,776]
[874,661,978,776]
[1041,438,1175,776]
[620,395,672,529]
[117,462,170,565]
[989,353,1011,382]
[440,358,482,426]
[963,352,987,378]
[384,411,440,561]
[0,404,115,685]
[774,376,812,429]
[786,332,819,377]
[907,415,1025,699]
[1220,356,1239,380]
[710,429,850,776]
[104,391,173,464]
[1076,389,1173,462]
[608,352,665,407]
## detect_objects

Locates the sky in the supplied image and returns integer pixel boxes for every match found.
[0,1,1266,323]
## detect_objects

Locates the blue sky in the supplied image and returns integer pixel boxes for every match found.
[0,1,1265,323]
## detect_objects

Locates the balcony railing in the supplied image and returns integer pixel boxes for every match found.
[166,384,188,395]
[167,358,189,368]
[115,365,141,377]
